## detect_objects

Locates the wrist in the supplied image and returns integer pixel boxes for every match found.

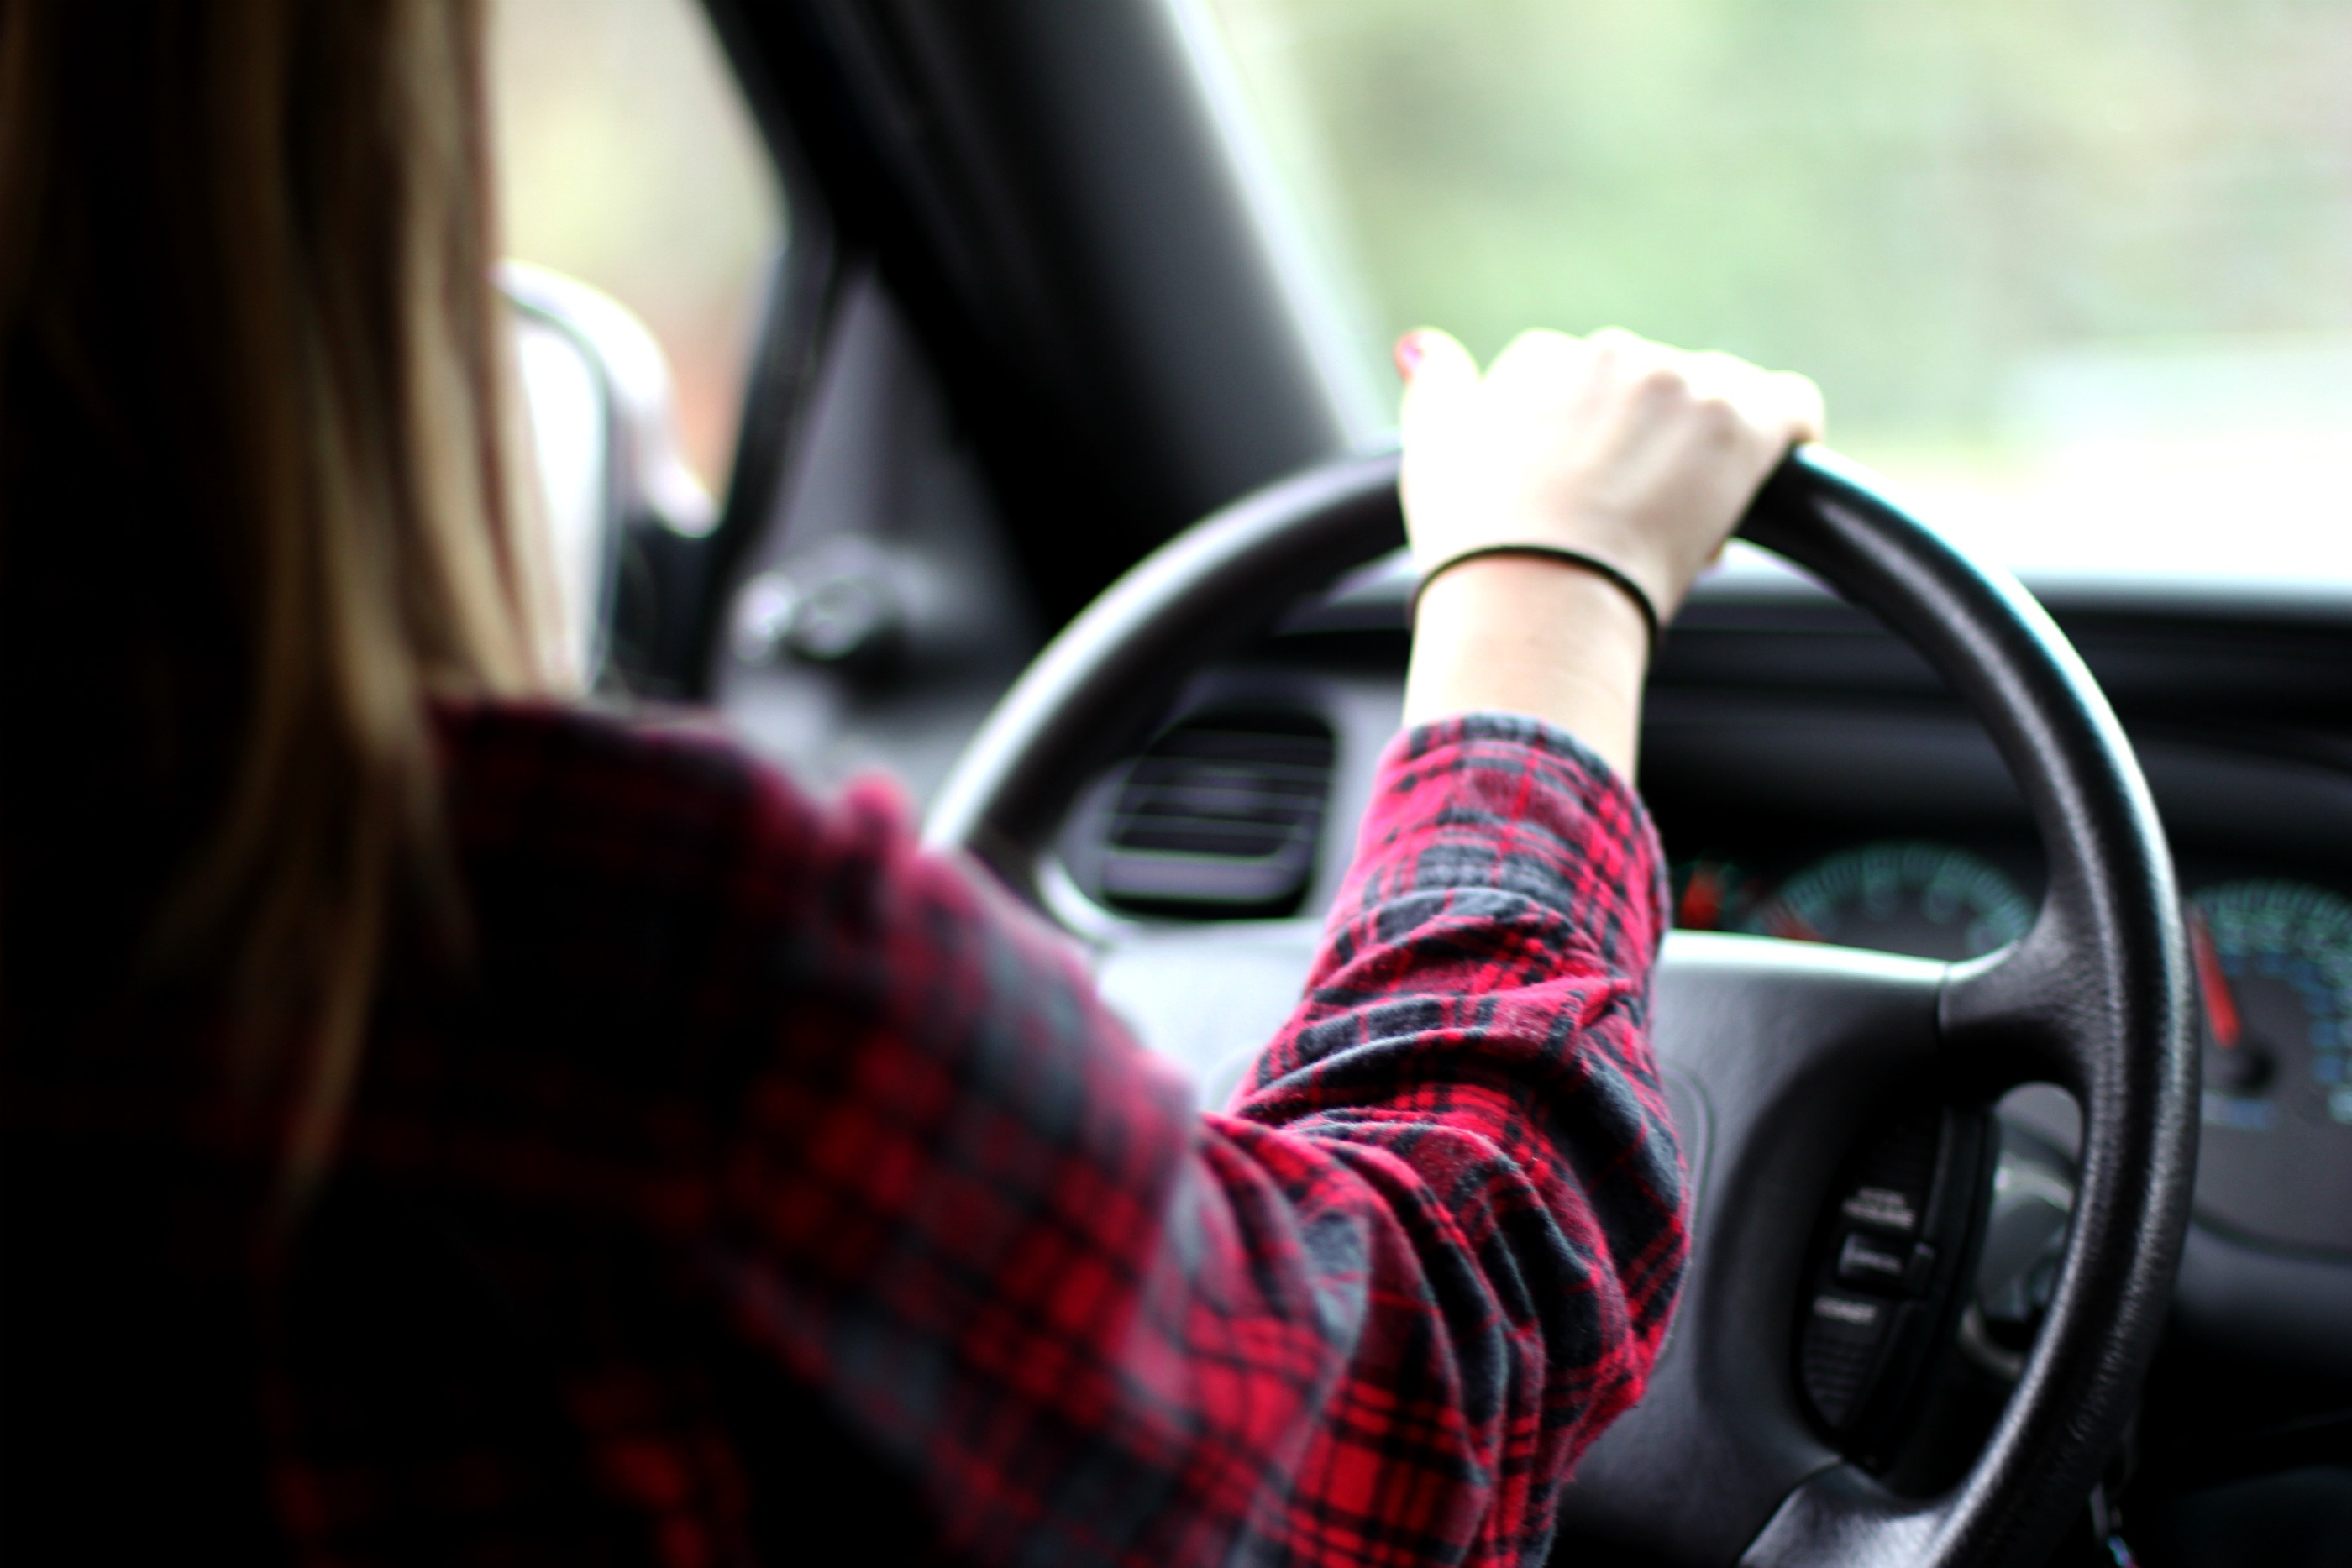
[1402,554,1649,775]
[1412,542,1662,650]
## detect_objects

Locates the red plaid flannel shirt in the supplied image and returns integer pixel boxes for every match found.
[3,703,1683,1565]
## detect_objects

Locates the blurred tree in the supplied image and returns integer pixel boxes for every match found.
[1205,0,2352,458]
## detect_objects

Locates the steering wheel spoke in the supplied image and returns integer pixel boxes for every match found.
[1553,933,1949,1563]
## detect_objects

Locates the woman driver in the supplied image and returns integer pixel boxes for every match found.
[0,2,1819,1561]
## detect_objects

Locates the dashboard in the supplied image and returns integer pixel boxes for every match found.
[1044,555,2352,1418]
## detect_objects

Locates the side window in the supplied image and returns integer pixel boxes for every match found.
[1200,0,2352,586]
[491,0,1036,794]
[491,0,785,506]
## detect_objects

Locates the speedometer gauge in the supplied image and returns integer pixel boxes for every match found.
[2187,879,2352,1256]
[1746,842,2033,962]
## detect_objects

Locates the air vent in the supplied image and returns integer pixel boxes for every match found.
[1100,709,1336,918]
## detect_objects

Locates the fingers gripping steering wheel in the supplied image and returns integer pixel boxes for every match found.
[923,448,2198,1568]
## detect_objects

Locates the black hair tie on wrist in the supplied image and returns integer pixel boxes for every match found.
[1410,543,1662,653]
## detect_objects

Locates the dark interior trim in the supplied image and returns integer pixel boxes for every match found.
[700,0,1352,632]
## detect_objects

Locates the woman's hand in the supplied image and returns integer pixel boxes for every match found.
[1398,328,1823,774]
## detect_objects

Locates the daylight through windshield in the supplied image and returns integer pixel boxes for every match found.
[1201,0,2352,588]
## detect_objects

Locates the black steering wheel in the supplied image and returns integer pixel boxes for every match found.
[924,448,2198,1567]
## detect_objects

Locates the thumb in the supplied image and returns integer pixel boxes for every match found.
[1395,328,1482,565]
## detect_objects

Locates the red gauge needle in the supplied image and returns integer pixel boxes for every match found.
[1680,867,1725,930]
[2190,913,2242,1051]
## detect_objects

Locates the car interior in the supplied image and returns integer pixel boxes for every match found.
[496,3,2352,1565]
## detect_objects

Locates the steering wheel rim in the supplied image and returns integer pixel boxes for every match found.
[924,448,2198,1568]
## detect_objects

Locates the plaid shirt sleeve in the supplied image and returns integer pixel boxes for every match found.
[723,710,1684,1568]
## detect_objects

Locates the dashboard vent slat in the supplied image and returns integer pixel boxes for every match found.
[1100,710,1336,917]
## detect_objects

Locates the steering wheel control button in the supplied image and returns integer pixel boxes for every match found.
[1798,1101,1994,1462]
[1840,1185,1919,1233]
[1814,1295,1880,1328]
[1801,1295,1896,1430]
[1835,1231,1936,1294]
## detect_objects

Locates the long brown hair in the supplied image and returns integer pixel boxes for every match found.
[0,0,560,1209]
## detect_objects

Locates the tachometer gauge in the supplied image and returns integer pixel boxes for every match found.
[2187,880,2352,1256]
[1746,842,2033,962]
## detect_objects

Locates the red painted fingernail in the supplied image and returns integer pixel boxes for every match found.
[1394,331,1425,379]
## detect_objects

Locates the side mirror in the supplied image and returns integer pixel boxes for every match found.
[500,260,714,685]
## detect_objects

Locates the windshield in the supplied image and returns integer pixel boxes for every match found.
[1199,0,2352,590]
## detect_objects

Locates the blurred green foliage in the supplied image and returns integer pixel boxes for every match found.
[1205,0,2352,450]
